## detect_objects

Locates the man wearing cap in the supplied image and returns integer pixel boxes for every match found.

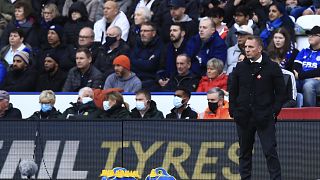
[0,90,22,119]
[63,47,103,92]
[293,25,320,107]
[36,51,68,92]
[103,55,141,93]
[225,25,253,75]
[0,48,38,91]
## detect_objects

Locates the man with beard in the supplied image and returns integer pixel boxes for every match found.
[103,55,141,93]
[36,51,67,92]
[0,49,38,91]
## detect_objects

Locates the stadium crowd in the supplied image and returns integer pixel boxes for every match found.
[0,0,320,118]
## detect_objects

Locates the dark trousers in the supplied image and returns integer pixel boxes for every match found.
[236,119,281,180]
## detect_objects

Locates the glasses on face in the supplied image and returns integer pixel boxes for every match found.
[307,34,320,38]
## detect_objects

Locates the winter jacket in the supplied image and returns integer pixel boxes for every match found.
[36,69,67,92]
[0,103,22,119]
[196,73,228,92]
[225,44,243,75]
[198,100,231,119]
[62,0,100,22]
[164,71,200,92]
[186,32,227,76]
[103,72,142,93]
[164,39,188,77]
[98,104,130,119]
[130,100,164,119]
[27,107,62,119]
[166,106,197,119]
[62,101,101,119]
[63,65,104,92]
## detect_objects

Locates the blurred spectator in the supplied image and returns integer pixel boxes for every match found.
[293,26,320,107]
[225,25,253,75]
[302,0,320,15]
[0,90,22,119]
[36,50,67,92]
[0,62,6,85]
[0,28,31,68]
[27,90,62,119]
[94,26,130,79]
[285,0,307,19]
[63,47,103,92]
[99,91,130,118]
[32,0,65,19]
[77,27,99,62]
[93,0,130,43]
[128,7,152,48]
[130,22,164,91]
[97,0,133,21]
[267,27,299,72]
[126,0,162,23]
[103,55,142,93]
[62,87,100,119]
[254,0,274,30]
[260,2,295,47]
[63,1,93,46]
[198,87,231,119]
[166,87,197,119]
[200,0,228,17]
[225,5,260,48]
[0,1,40,50]
[197,58,228,92]
[206,7,228,40]
[40,25,75,72]
[159,54,199,92]
[186,17,227,76]
[130,89,164,119]
[0,48,38,91]
[62,0,100,22]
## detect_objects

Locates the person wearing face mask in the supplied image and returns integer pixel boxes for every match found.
[198,87,231,119]
[94,26,130,79]
[98,91,130,119]
[27,90,61,120]
[62,87,100,119]
[166,87,197,119]
[130,89,164,119]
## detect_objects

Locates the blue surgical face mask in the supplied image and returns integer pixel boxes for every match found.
[103,101,110,111]
[136,101,146,111]
[173,96,183,108]
[41,103,52,112]
[81,97,93,104]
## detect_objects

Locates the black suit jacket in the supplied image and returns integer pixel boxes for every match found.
[229,54,285,129]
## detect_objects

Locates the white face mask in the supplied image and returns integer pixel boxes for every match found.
[103,101,110,111]
[81,97,93,104]
[136,101,146,111]
[173,96,183,108]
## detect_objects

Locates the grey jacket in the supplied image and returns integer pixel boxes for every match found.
[103,72,142,93]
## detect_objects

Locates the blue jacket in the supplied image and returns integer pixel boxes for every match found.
[185,31,227,75]
[293,48,320,79]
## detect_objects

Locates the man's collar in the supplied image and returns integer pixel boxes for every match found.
[250,55,262,63]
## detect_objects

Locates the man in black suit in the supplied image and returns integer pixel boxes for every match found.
[229,36,285,180]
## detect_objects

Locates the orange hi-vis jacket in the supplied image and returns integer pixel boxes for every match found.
[198,100,231,119]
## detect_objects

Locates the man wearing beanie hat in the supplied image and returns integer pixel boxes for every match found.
[0,48,38,91]
[36,51,68,92]
[0,90,22,119]
[103,55,142,93]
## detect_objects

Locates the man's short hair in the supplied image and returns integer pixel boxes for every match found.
[108,26,122,37]
[175,87,191,99]
[177,53,191,63]
[207,58,224,75]
[136,89,151,101]
[171,22,186,32]
[78,87,94,98]
[141,21,157,32]
[76,47,92,58]
[200,17,216,29]
[246,35,264,49]
[10,28,25,39]
[235,5,252,18]
[207,87,224,100]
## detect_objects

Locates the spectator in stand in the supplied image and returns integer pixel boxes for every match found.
[294,26,320,107]
[159,54,199,92]
[62,0,100,22]
[97,0,133,21]
[197,58,228,92]
[63,1,93,47]
[0,48,38,91]
[253,0,274,30]
[302,0,320,15]
[0,28,31,68]
[93,0,130,43]
[126,0,162,24]
[0,0,32,21]
[63,47,103,92]
[32,0,65,19]
[0,90,22,119]
[99,91,130,118]
[130,89,164,119]
[225,25,253,75]
[0,1,39,50]
[166,87,197,119]
[104,55,141,93]
[36,50,67,92]
[186,17,227,76]
[285,0,308,19]
[27,90,62,119]
[225,5,260,48]
[77,27,99,62]
[130,22,164,91]
[198,87,231,119]
[200,0,228,18]
[128,7,152,48]
[206,7,228,40]
[94,26,130,79]
[260,1,295,47]
[62,87,101,119]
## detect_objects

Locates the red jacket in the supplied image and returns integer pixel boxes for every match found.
[196,73,228,92]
